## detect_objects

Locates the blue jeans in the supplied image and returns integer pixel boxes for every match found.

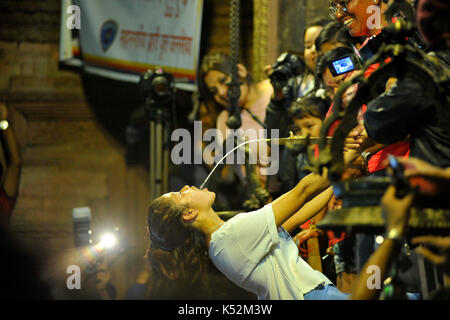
[304,284,421,300]
[304,284,349,300]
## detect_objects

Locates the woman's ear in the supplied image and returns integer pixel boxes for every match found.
[237,63,248,80]
[182,208,198,223]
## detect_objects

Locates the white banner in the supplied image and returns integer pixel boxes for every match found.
[65,0,203,90]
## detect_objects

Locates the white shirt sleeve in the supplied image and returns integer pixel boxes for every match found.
[209,204,280,285]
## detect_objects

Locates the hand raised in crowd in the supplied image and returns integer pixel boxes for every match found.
[394,157,450,194]
[381,185,415,237]
[411,236,450,274]
[264,64,285,100]
[397,157,450,180]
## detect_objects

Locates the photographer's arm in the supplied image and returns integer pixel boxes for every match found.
[0,103,22,198]
[272,170,330,228]
[282,186,333,234]
[350,185,414,300]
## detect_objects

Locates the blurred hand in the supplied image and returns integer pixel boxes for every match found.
[302,168,330,195]
[264,65,273,77]
[397,157,446,179]
[328,195,343,211]
[343,124,366,151]
[381,185,415,236]
[326,246,335,256]
[264,64,284,99]
[412,236,450,274]
[0,103,8,120]
[293,228,321,246]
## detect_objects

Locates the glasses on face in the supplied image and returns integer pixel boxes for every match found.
[328,0,351,18]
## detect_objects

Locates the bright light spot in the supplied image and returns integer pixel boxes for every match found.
[100,233,117,248]
[375,235,384,244]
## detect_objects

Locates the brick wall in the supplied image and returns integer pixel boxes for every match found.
[0,0,149,299]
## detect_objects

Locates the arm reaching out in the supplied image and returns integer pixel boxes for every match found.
[350,185,414,300]
[282,186,333,234]
[272,169,330,228]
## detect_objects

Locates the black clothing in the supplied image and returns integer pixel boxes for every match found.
[364,50,450,168]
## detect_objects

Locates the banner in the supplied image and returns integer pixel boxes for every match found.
[61,0,204,90]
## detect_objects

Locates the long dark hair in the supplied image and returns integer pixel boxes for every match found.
[146,196,209,290]
[146,196,256,299]
[197,52,252,107]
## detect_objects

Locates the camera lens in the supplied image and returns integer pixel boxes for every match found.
[152,76,170,96]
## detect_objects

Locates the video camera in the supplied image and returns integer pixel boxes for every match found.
[328,54,361,77]
[139,67,175,108]
[327,31,387,77]
[269,52,305,90]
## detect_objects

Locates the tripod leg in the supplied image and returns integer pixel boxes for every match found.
[155,122,163,197]
[162,123,169,194]
[149,121,156,200]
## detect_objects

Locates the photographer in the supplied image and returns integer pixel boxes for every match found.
[265,17,330,140]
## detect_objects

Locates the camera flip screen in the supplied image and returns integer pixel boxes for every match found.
[332,57,355,75]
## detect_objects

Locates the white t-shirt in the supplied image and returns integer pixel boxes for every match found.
[208,203,332,300]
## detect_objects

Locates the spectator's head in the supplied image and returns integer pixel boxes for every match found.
[198,52,252,109]
[328,0,388,37]
[315,20,355,54]
[316,46,355,100]
[304,17,331,72]
[289,95,329,138]
[416,0,450,48]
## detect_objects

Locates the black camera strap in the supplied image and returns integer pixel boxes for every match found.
[243,108,267,129]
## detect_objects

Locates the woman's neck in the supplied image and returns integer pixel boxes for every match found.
[198,209,225,249]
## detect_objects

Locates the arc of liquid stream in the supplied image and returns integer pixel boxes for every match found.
[199,133,332,190]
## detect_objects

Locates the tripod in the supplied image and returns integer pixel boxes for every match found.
[147,103,171,200]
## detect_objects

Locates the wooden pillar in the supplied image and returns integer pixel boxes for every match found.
[252,0,279,82]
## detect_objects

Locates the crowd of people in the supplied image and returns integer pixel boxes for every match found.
[1,0,449,301]
[146,0,450,300]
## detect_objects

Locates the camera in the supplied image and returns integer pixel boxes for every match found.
[139,67,175,107]
[72,207,92,248]
[269,52,305,90]
[328,54,361,77]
